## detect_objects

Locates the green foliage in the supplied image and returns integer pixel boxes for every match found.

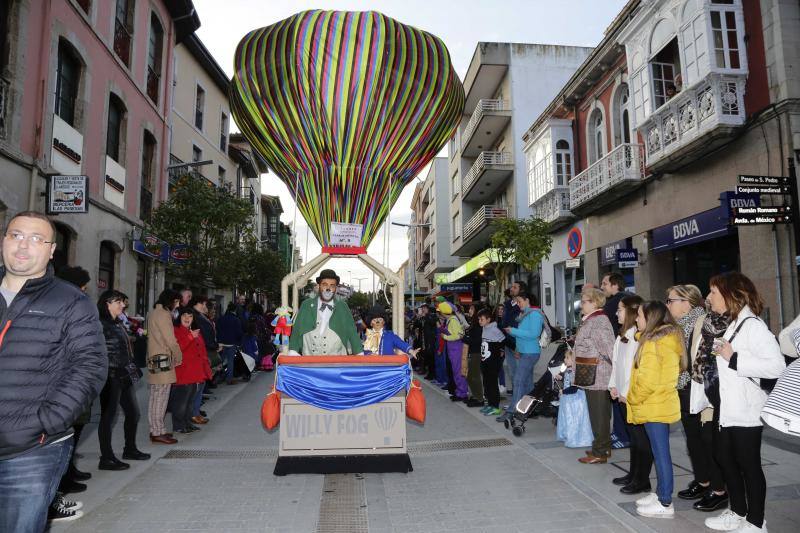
[347,290,371,310]
[236,241,287,303]
[488,216,553,292]
[146,174,257,289]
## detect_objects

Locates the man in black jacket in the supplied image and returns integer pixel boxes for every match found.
[600,272,631,337]
[0,211,107,532]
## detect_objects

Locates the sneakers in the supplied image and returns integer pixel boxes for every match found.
[479,405,492,414]
[705,510,746,531]
[635,492,659,507]
[734,521,768,532]
[484,407,502,416]
[498,385,507,394]
[636,500,674,519]
[48,496,84,522]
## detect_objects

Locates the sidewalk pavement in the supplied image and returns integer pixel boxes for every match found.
[52,351,800,532]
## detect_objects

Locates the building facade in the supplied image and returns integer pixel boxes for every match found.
[0,0,199,316]
[421,157,462,290]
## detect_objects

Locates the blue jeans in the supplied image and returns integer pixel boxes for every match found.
[506,353,539,414]
[193,382,206,416]
[434,350,447,384]
[221,345,237,382]
[504,346,517,390]
[645,422,674,505]
[0,438,73,533]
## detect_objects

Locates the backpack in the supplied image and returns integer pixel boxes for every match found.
[538,310,561,349]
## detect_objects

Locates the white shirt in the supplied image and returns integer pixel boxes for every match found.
[608,327,639,398]
[316,299,335,336]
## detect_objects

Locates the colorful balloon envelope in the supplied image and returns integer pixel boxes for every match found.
[230,10,464,248]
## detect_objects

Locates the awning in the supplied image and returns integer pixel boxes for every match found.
[651,206,733,253]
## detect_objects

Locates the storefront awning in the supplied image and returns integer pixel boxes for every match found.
[651,206,733,253]
[434,248,499,285]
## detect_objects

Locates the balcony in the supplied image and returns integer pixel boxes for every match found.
[461,99,511,157]
[454,205,509,257]
[0,77,8,140]
[113,17,132,66]
[532,187,574,231]
[569,143,645,215]
[462,151,513,202]
[640,73,746,173]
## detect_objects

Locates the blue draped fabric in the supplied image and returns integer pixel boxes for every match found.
[276,364,411,411]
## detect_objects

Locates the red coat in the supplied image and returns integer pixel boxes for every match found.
[174,326,212,384]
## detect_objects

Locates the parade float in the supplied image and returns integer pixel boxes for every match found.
[230,9,464,475]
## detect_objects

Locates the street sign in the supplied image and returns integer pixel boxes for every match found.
[736,185,791,195]
[566,258,581,269]
[733,206,789,216]
[46,175,89,214]
[616,248,639,269]
[732,214,793,226]
[739,175,790,186]
[440,283,472,293]
[567,227,582,258]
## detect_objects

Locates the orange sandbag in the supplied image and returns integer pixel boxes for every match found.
[261,390,281,430]
[406,379,426,424]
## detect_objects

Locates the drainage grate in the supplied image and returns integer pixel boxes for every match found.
[162,448,278,460]
[408,437,513,454]
[315,474,368,533]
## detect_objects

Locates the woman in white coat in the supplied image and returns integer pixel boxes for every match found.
[703,272,785,533]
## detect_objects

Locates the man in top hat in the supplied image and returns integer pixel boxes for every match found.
[288,269,363,356]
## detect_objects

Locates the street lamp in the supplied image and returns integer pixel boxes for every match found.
[352,276,368,293]
[392,221,431,310]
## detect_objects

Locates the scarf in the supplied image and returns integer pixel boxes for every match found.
[692,311,731,385]
[677,306,705,350]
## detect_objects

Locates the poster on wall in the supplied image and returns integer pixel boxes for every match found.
[46,175,89,214]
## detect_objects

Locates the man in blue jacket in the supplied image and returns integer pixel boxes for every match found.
[501,281,526,393]
[216,303,244,384]
[0,212,107,532]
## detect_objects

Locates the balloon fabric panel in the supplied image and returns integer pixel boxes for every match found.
[230,10,464,247]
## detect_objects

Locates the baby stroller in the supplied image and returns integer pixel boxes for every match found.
[505,339,572,437]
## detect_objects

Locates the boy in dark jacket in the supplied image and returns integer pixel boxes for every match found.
[478,308,506,416]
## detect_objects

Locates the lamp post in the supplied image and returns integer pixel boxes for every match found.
[352,276,368,293]
[392,221,431,310]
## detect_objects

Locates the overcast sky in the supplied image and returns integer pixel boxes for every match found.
[192,0,628,291]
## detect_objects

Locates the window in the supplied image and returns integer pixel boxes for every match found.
[113,0,134,67]
[76,0,91,14]
[106,94,126,162]
[452,211,459,241]
[0,0,10,73]
[650,38,681,110]
[194,85,205,129]
[527,146,550,205]
[218,165,226,183]
[451,172,458,199]
[146,14,163,104]
[710,10,740,69]
[615,84,631,146]
[554,140,572,186]
[140,131,156,220]
[55,41,81,127]
[588,109,605,164]
[192,145,202,163]
[52,224,72,274]
[220,113,228,151]
[98,242,116,290]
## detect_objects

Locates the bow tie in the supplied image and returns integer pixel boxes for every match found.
[320,303,333,312]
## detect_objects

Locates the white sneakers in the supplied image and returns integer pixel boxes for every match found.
[636,499,675,518]
[635,492,658,507]
[733,520,768,532]
[705,510,746,531]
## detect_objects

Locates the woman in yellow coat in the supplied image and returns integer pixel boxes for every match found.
[628,300,684,519]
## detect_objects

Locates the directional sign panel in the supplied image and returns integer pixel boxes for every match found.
[739,175,790,186]
[736,185,791,195]
[733,206,790,216]
[732,214,793,226]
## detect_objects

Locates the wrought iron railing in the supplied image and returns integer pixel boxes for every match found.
[461,99,509,150]
[569,143,645,210]
[462,151,512,195]
[533,187,571,224]
[113,17,132,66]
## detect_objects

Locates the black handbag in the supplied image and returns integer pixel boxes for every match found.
[119,361,143,387]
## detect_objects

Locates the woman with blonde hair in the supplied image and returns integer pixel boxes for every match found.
[628,301,684,519]
[574,288,616,464]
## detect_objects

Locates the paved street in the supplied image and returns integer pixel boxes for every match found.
[52,353,800,533]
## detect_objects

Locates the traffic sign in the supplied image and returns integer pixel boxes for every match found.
[567,227,582,258]
[736,185,791,195]
[739,175,790,186]
[732,206,789,216]
[732,214,793,226]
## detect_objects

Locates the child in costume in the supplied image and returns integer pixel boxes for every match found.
[363,305,420,358]
[477,308,505,416]
[438,302,468,401]
[556,349,594,448]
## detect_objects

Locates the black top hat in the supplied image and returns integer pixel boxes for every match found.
[315,269,340,284]
[367,304,387,324]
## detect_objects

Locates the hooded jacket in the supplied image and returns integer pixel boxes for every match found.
[481,321,505,361]
[0,265,107,459]
[626,327,682,424]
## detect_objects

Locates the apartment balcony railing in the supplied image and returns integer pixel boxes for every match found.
[113,17,132,66]
[462,151,513,201]
[146,66,160,104]
[569,143,645,214]
[532,187,574,230]
[640,73,746,172]
[464,205,509,240]
[461,99,511,157]
[0,77,8,140]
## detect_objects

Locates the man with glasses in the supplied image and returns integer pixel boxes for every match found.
[0,211,107,532]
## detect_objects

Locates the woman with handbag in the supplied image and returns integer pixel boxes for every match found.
[97,290,150,471]
[666,284,728,512]
[703,273,785,533]
[628,301,683,518]
[146,289,182,445]
[574,288,616,464]
[608,294,652,494]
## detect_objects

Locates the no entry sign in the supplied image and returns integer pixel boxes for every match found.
[567,227,582,258]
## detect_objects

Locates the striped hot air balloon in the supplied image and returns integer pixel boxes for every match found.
[230,10,464,248]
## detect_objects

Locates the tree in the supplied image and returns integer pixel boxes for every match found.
[347,291,370,310]
[488,216,553,299]
[146,174,256,289]
[237,241,288,306]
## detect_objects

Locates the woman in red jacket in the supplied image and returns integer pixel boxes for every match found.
[169,307,212,434]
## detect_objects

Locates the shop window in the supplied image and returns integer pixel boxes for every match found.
[146,14,163,104]
[650,38,681,110]
[554,140,572,187]
[113,0,134,67]
[220,113,228,151]
[710,9,740,69]
[194,85,205,130]
[98,241,116,290]
[140,130,156,221]
[55,40,81,127]
[106,93,126,162]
